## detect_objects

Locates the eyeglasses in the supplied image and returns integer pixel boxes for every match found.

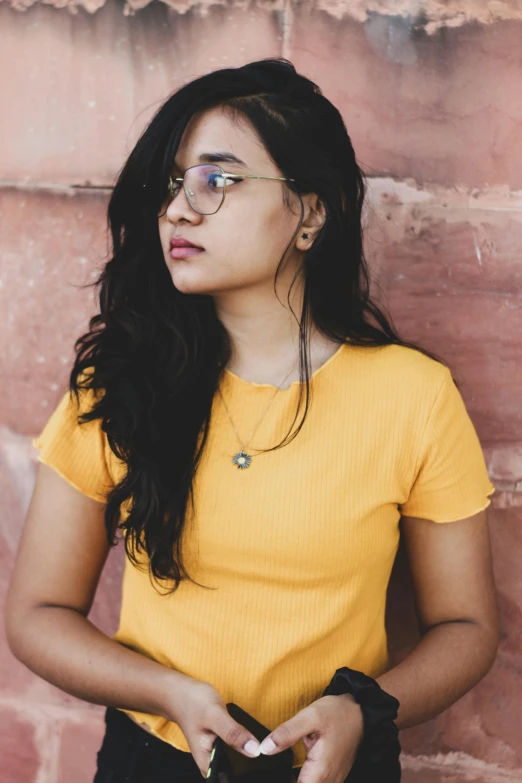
[159,163,296,217]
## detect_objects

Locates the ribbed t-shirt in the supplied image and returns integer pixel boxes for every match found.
[32,342,495,766]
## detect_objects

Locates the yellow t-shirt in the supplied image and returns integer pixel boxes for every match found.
[32,342,495,766]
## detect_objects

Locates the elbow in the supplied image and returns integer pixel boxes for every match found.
[482,619,501,676]
[463,616,500,682]
[4,593,39,664]
[4,606,28,663]
[476,602,501,677]
[423,616,500,682]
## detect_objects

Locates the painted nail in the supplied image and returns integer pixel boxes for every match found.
[244,739,261,757]
[259,737,277,754]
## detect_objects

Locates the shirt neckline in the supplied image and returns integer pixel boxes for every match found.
[222,342,347,391]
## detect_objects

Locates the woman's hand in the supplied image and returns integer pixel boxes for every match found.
[258,694,364,783]
[168,677,262,778]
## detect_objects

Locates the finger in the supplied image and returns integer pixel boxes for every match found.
[295,737,330,783]
[213,710,262,758]
[192,712,262,778]
[259,708,317,755]
[297,757,334,783]
[190,732,217,779]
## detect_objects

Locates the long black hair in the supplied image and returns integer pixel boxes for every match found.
[70,58,445,594]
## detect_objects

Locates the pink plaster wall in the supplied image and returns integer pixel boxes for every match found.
[1,2,521,781]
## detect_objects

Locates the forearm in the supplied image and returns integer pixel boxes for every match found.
[377,620,499,730]
[7,606,190,722]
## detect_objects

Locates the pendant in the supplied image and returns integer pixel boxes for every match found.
[232,451,252,469]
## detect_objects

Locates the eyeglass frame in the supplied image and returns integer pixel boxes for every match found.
[163,163,297,216]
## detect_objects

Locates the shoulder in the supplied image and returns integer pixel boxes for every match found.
[344,341,450,391]
[32,367,116,504]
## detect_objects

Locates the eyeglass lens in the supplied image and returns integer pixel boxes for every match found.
[165,164,227,216]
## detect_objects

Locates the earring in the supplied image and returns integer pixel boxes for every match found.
[301,233,309,239]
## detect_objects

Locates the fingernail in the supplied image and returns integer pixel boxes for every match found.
[244,739,261,757]
[259,737,277,754]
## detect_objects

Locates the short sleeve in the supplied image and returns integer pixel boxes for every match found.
[399,367,495,522]
[32,380,115,504]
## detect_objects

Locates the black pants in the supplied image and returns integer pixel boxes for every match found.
[93,707,207,783]
[94,707,301,783]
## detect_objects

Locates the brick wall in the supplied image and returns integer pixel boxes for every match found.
[1,1,521,780]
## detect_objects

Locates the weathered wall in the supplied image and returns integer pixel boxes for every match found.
[0,1,521,781]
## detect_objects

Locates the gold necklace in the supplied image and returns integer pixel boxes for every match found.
[218,363,297,469]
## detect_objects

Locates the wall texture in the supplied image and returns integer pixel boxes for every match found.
[1,1,521,781]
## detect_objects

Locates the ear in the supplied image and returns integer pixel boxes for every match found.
[296,193,326,250]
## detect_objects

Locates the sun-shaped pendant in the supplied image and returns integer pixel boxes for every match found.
[232,451,252,469]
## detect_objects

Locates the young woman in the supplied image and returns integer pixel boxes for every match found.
[5,59,498,783]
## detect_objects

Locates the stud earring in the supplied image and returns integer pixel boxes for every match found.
[301,233,309,239]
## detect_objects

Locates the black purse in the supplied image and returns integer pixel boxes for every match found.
[206,703,295,783]
[207,667,401,783]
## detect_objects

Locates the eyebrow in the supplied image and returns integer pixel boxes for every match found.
[171,151,248,174]
[198,152,248,167]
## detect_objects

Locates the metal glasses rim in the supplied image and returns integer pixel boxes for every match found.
[164,162,296,216]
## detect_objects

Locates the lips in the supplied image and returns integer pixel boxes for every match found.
[170,237,203,250]
[169,236,204,260]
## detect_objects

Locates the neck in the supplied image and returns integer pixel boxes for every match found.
[213,283,340,387]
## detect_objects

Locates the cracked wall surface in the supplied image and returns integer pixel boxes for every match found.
[2,0,522,28]
[1,1,521,781]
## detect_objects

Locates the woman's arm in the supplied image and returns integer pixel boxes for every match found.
[5,462,267,772]
[4,462,192,721]
[238,510,499,783]
[377,508,500,729]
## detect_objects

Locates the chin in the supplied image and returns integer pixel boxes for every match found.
[169,269,223,296]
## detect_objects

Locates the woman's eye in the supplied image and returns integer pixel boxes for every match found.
[208,174,240,189]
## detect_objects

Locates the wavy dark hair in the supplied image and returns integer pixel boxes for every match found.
[70,58,445,594]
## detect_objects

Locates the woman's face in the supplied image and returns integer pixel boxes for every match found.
[157,106,306,297]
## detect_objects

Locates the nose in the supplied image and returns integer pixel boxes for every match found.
[165,184,203,225]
